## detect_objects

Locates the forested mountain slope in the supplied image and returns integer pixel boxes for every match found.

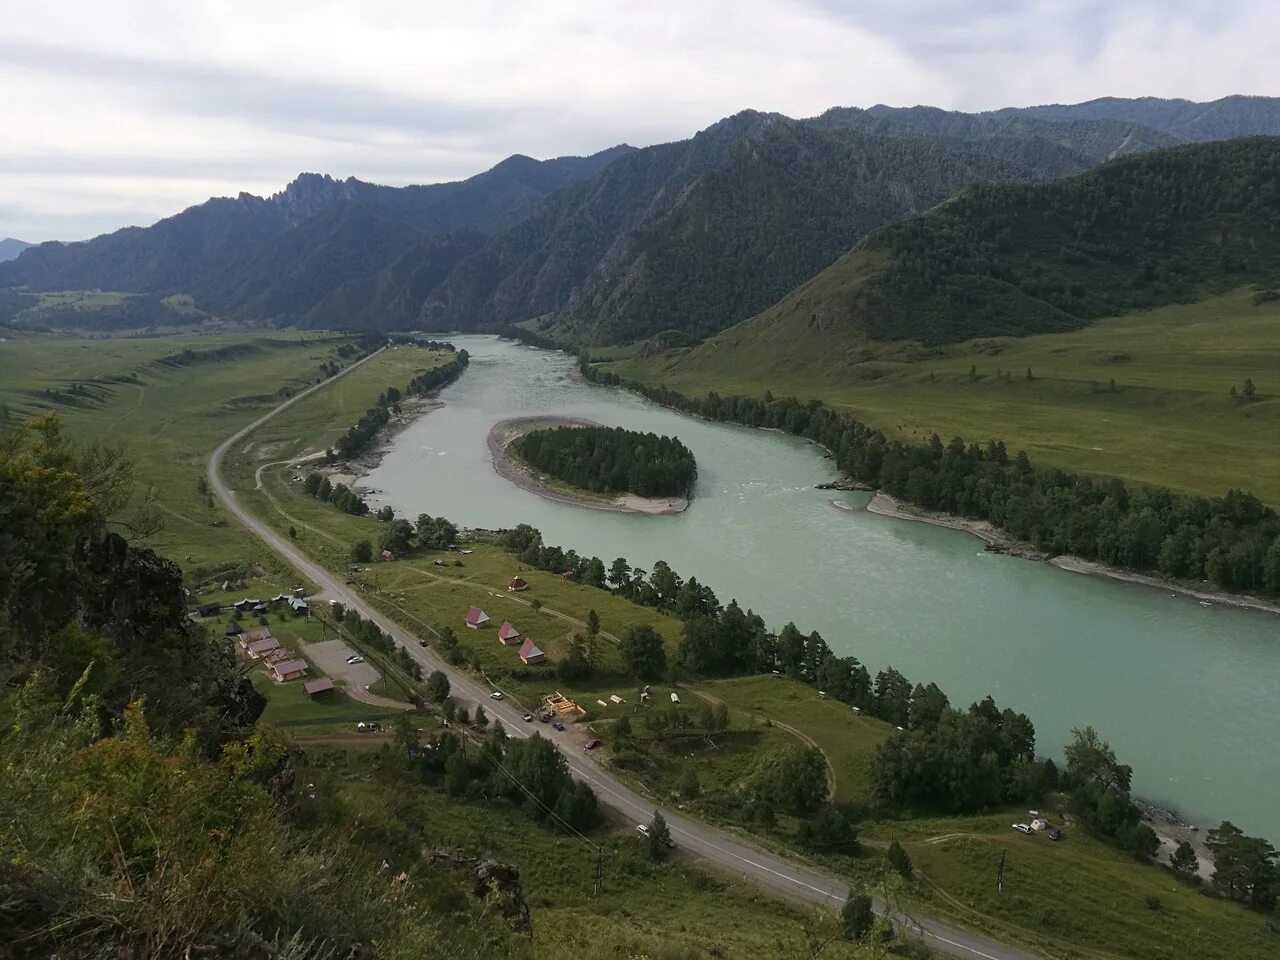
[0,147,631,326]
[672,136,1280,360]
[419,114,1109,343]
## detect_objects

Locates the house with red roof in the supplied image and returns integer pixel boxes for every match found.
[518,637,546,666]
[507,577,529,592]
[497,621,522,645]
[465,606,490,629]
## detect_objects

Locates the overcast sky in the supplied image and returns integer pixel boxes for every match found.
[2,0,1276,242]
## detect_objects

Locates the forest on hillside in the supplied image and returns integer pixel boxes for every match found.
[847,136,1280,343]
[511,425,697,498]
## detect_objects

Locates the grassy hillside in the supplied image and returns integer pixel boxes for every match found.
[679,136,1280,351]
[602,288,1280,504]
[0,332,443,581]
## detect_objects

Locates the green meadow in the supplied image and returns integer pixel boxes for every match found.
[603,288,1280,504]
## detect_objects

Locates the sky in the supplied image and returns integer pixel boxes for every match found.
[1,0,1277,242]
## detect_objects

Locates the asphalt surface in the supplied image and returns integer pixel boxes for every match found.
[207,349,1041,960]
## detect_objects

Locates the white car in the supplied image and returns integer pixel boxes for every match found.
[489,691,504,700]
[1012,823,1033,835]
[636,824,651,838]
[345,655,364,664]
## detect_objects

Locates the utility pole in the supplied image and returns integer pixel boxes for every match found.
[593,848,604,896]
[996,849,1006,896]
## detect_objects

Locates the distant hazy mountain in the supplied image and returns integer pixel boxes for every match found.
[664,136,1280,381]
[0,146,632,325]
[992,94,1280,142]
[0,238,31,263]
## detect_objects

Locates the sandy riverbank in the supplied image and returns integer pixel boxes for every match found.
[317,395,444,493]
[858,492,1280,616]
[488,416,689,516]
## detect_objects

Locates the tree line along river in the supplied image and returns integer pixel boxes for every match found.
[362,335,1280,840]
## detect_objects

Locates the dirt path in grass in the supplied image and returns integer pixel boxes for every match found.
[675,683,838,802]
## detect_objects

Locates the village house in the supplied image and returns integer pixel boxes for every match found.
[507,577,529,592]
[268,658,308,683]
[225,620,244,637]
[517,637,546,666]
[238,626,274,647]
[496,621,522,645]
[197,602,221,617]
[288,597,309,615]
[244,637,282,660]
[464,607,490,629]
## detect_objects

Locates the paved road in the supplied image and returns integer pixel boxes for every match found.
[207,351,1041,960]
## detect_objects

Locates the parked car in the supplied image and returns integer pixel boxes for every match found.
[489,691,504,700]
[552,721,565,732]
[521,712,534,722]
[346,655,364,664]
[1048,828,1062,841]
[1012,823,1032,835]
[636,824,651,838]
[584,739,601,750]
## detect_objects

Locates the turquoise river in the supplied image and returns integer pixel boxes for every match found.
[364,336,1280,840]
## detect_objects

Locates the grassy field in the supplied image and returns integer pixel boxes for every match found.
[861,812,1280,960]
[703,675,893,805]
[603,288,1280,504]
[305,754,869,960]
[0,332,446,591]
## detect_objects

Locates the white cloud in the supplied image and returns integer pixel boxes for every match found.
[0,0,1275,240]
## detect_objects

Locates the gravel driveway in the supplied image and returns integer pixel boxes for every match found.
[303,638,382,690]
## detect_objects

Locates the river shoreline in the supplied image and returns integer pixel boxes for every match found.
[488,415,690,516]
[858,491,1280,617]
[321,394,444,492]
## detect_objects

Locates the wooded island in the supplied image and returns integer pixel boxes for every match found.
[511,425,696,498]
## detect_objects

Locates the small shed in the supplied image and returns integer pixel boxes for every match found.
[561,569,576,581]
[518,637,546,666]
[289,597,309,614]
[507,577,529,592]
[225,620,244,637]
[381,549,394,561]
[496,621,522,645]
[197,602,221,617]
[465,606,490,629]
[303,677,335,699]
[269,658,308,683]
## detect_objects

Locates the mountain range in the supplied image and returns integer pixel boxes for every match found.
[658,135,1280,383]
[2,95,1278,341]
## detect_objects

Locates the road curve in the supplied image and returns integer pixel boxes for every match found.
[207,351,1041,960]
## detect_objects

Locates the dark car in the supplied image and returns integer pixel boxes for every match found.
[552,721,565,732]
[584,739,602,750]
[1048,828,1062,841]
